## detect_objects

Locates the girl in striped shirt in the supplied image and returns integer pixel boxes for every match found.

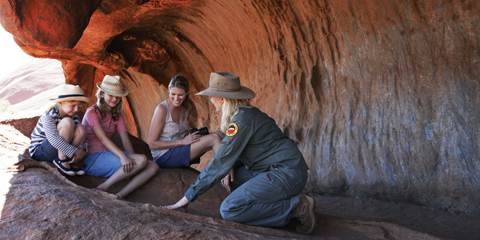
[30,84,92,176]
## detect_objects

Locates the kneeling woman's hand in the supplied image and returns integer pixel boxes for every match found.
[221,169,235,193]
[162,196,190,213]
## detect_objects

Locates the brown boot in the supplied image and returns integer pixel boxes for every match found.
[291,195,316,235]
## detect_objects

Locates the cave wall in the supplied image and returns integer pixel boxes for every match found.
[1,0,479,215]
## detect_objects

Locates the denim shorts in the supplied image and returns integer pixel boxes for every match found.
[32,138,58,162]
[83,150,132,177]
[154,145,199,168]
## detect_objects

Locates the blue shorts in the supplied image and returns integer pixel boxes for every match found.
[154,145,199,168]
[83,150,132,178]
[32,138,58,162]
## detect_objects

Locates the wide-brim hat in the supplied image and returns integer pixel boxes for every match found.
[96,75,128,97]
[196,72,255,99]
[50,84,92,103]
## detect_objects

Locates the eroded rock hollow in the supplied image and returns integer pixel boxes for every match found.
[1,0,479,215]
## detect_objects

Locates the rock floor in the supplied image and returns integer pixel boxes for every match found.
[1,122,479,239]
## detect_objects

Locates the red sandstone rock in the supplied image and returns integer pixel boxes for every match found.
[1,0,479,223]
[1,122,457,239]
[0,0,101,49]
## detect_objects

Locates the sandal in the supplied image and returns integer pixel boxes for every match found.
[106,193,122,200]
[93,187,107,192]
[71,166,85,176]
[53,157,75,176]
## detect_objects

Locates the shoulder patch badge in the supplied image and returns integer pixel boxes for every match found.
[226,123,238,137]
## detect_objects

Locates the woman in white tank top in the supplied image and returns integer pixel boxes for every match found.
[148,75,224,168]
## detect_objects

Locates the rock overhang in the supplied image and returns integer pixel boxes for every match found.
[1,0,480,216]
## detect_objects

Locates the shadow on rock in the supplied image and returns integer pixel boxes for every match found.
[3,156,306,239]
[67,166,228,219]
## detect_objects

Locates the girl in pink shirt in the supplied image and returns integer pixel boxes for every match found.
[82,75,158,199]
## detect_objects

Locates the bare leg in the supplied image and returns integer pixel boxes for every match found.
[71,125,87,147]
[212,130,226,140]
[57,118,76,168]
[189,132,223,161]
[96,154,159,198]
[115,161,159,198]
[70,125,87,168]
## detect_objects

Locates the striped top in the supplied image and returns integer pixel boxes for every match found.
[29,108,88,158]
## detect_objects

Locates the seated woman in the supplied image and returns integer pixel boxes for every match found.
[148,75,223,168]
[163,72,316,235]
[29,84,91,176]
[82,75,159,199]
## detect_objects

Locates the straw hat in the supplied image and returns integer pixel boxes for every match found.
[196,72,255,99]
[51,84,92,103]
[96,75,128,97]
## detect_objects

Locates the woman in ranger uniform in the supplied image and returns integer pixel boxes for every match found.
[163,72,316,235]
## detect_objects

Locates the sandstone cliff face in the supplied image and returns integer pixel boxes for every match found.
[1,0,479,215]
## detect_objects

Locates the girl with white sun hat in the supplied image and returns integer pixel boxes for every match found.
[30,84,92,176]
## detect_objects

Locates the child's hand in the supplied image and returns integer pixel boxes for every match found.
[70,148,86,164]
[120,155,136,173]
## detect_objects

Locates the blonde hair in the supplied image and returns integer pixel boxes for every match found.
[94,88,124,121]
[45,103,61,113]
[45,101,85,114]
[220,98,252,132]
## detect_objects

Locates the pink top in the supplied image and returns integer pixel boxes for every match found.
[82,107,128,154]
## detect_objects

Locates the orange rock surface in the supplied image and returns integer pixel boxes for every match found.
[1,0,480,223]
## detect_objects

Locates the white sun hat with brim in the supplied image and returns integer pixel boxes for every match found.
[96,75,128,97]
[196,72,255,99]
[50,84,92,103]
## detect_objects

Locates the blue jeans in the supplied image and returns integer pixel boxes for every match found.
[83,150,132,177]
[32,138,58,162]
[220,165,307,227]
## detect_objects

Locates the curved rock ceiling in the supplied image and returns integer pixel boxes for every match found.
[1,0,479,215]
